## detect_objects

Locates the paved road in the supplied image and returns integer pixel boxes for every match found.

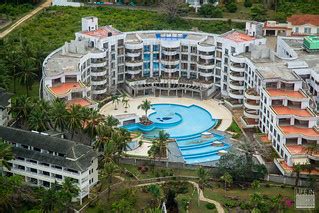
[0,0,52,39]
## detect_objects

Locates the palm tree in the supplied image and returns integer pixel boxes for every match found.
[220,172,233,192]
[111,94,120,110]
[3,49,20,93]
[16,58,38,96]
[9,95,33,126]
[0,64,11,90]
[138,99,152,117]
[0,140,13,171]
[292,164,303,187]
[122,98,130,113]
[95,124,114,151]
[27,106,49,132]
[49,99,68,131]
[102,161,119,201]
[84,108,103,139]
[67,105,83,139]
[60,177,80,207]
[197,167,209,190]
[154,130,170,161]
[105,115,120,127]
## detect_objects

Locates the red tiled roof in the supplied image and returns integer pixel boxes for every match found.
[279,160,319,175]
[280,126,319,137]
[83,27,120,38]
[272,106,313,117]
[66,98,92,107]
[50,82,84,96]
[223,31,255,43]
[266,89,306,99]
[287,14,319,26]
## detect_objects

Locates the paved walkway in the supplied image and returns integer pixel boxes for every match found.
[0,0,52,39]
[135,180,225,213]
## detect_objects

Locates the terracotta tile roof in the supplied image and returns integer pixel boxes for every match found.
[287,14,319,26]
[66,98,92,107]
[285,145,308,155]
[83,26,120,38]
[50,82,84,96]
[272,106,313,117]
[222,31,255,43]
[266,89,306,99]
[279,126,319,137]
[279,160,319,175]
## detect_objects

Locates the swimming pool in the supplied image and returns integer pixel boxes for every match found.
[123,103,230,164]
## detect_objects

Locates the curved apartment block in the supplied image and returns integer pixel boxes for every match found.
[42,16,265,108]
[42,17,319,175]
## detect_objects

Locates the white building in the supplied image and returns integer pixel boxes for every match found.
[1,126,99,203]
[52,0,84,7]
[42,17,319,175]
[0,88,13,126]
[260,14,319,37]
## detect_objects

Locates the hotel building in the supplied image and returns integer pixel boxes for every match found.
[1,126,99,203]
[42,16,318,175]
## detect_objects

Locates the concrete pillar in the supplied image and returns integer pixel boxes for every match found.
[297,137,302,145]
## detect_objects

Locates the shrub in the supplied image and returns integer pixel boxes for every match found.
[239,201,250,210]
[225,2,237,13]
[198,4,223,18]
[250,4,267,21]
[206,203,216,209]
[224,200,239,208]
[244,0,252,8]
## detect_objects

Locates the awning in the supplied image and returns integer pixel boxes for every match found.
[292,158,310,165]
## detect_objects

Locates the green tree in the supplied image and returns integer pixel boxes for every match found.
[111,94,120,110]
[49,99,68,131]
[105,115,120,127]
[138,99,152,117]
[122,98,130,113]
[59,177,80,209]
[251,180,261,190]
[198,4,223,18]
[16,58,37,96]
[102,162,119,201]
[84,108,103,139]
[147,184,163,207]
[9,95,33,126]
[244,0,252,8]
[0,139,13,171]
[67,105,84,139]
[292,163,303,187]
[220,172,233,191]
[197,167,210,190]
[148,130,170,161]
[225,2,237,13]
[3,48,20,93]
[250,4,267,21]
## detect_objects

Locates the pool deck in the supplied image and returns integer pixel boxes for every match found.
[100,96,232,131]
[100,96,233,159]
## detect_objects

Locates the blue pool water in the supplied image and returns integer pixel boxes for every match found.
[123,104,230,164]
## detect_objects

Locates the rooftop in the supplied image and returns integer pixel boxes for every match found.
[272,106,314,117]
[266,89,307,99]
[0,126,97,172]
[82,26,121,38]
[66,98,94,108]
[287,14,319,26]
[279,126,319,137]
[49,82,86,96]
[0,88,13,109]
[278,159,319,175]
[221,30,255,43]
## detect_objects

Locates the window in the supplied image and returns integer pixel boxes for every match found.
[317,28,319,34]
[144,54,150,61]
[190,46,197,54]
[153,45,159,52]
[181,54,188,61]
[295,27,299,33]
[153,53,159,60]
[181,45,188,52]
[304,27,311,34]
[144,45,150,52]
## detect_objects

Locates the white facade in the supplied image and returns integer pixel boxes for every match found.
[52,0,83,7]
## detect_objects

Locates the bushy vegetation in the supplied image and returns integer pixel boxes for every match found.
[198,4,223,18]
[225,2,237,13]
[0,3,34,20]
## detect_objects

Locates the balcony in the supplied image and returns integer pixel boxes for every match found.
[125,60,143,67]
[244,89,260,100]
[199,71,213,77]
[91,69,107,77]
[230,54,245,63]
[197,44,215,52]
[244,109,259,119]
[199,54,214,60]
[161,58,180,66]
[92,87,107,95]
[244,100,260,110]
[127,69,142,75]
[161,50,179,56]
[229,90,244,99]
[125,42,143,50]
[126,51,142,58]
[229,63,245,72]
[229,81,244,90]
[162,67,178,73]
[229,72,244,81]
[197,63,215,70]
[91,78,107,86]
